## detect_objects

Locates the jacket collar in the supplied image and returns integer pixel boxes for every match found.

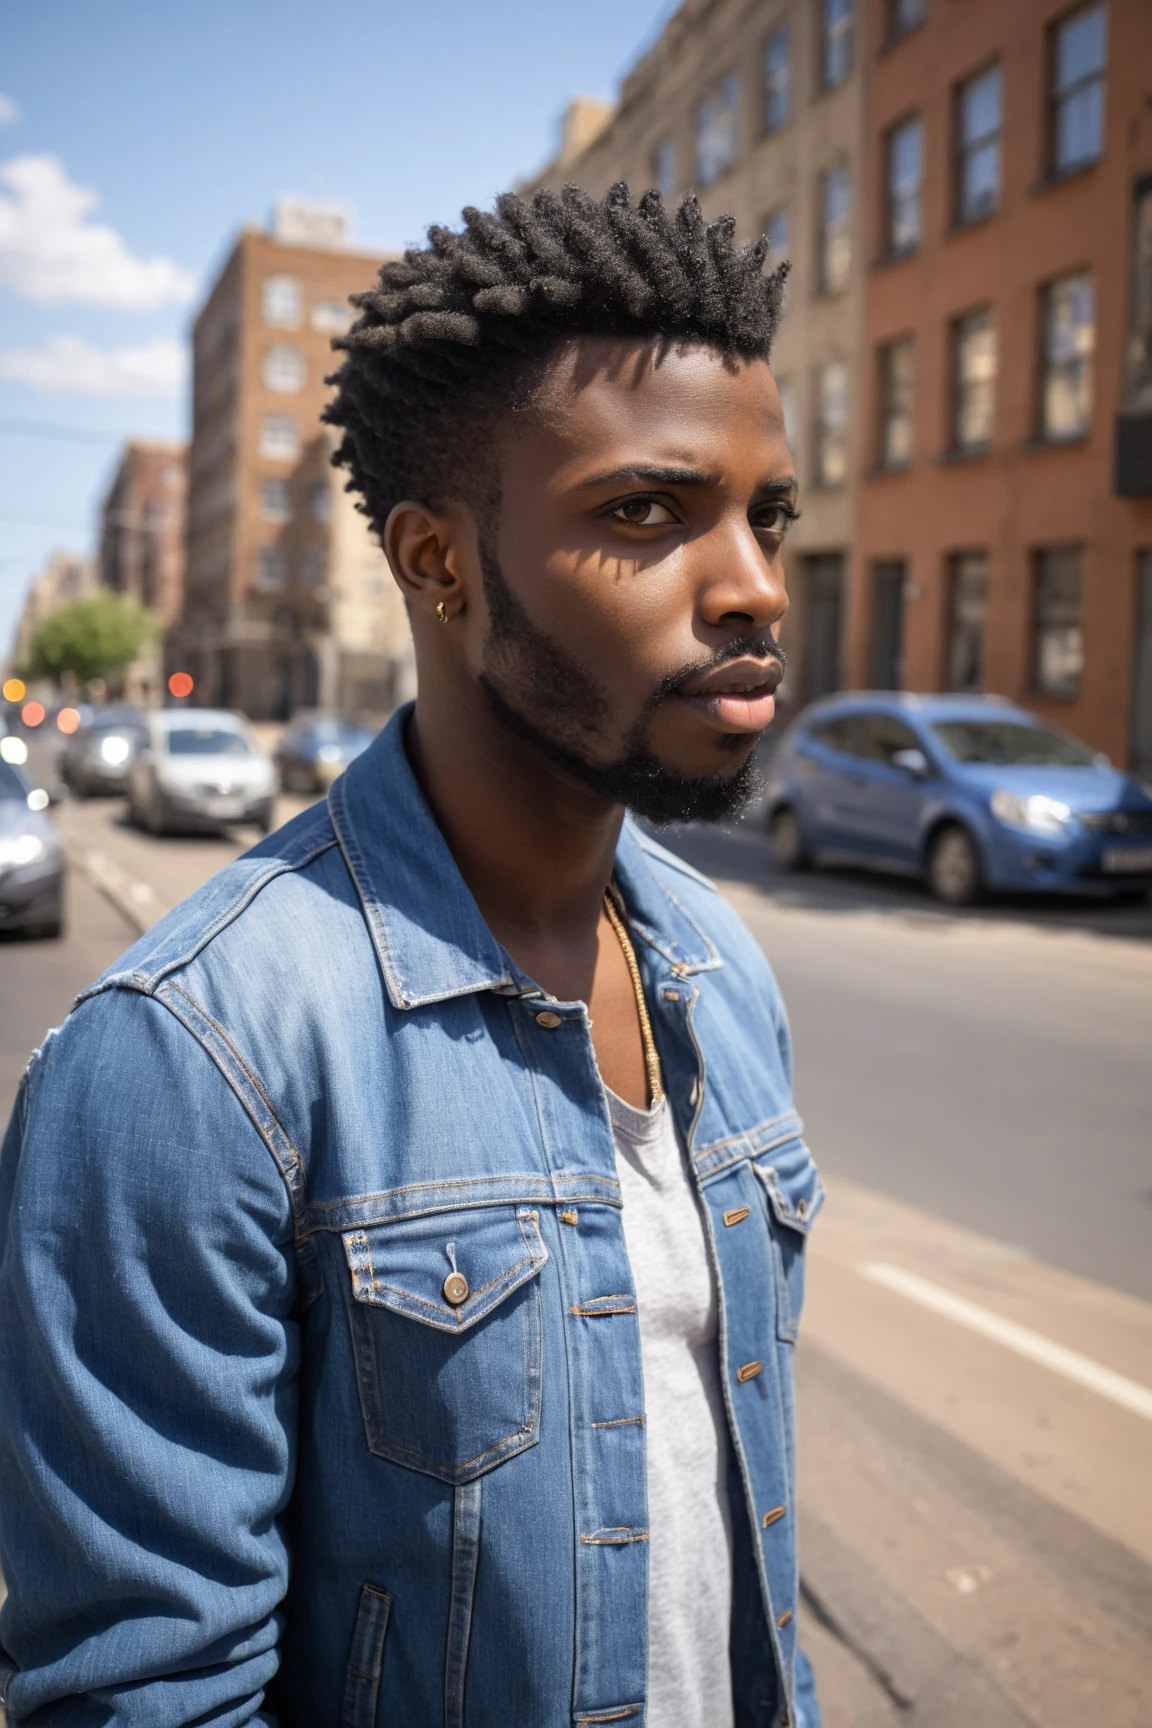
[329,706,721,1011]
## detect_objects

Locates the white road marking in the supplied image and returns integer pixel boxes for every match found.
[859,1261,1152,1424]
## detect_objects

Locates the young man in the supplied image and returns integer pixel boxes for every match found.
[0,184,823,1728]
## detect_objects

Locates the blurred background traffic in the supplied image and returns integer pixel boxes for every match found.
[2,3,1151,1725]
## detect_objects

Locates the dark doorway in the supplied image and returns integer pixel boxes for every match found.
[1133,550,1152,777]
[801,552,844,702]
[946,552,988,691]
[871,561,906,690]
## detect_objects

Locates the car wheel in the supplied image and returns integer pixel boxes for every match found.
[926,823,983,907]
[769,806,810,871]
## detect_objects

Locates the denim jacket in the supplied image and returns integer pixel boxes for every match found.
[0,710,823,1728]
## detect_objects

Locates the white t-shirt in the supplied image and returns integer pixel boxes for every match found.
[606,1087,735,1728]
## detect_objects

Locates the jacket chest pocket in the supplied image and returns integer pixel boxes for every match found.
[341,1207,548,1485]
[752,1139,824,1344]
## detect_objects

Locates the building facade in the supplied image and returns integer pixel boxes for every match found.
[99,441,187,703]
[523,0,866,719]
[853,0,1152,769]
[179,200,413,720]
[11,551,99,679]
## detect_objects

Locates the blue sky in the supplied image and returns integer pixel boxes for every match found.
[0,0,676,658]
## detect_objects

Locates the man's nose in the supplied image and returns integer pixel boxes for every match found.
[696,516,788,634]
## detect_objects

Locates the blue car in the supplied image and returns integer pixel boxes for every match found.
[765,693,1152,905]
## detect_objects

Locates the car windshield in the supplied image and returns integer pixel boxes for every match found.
[91,722,147,743]
[929,720,1095,767]
[0,762,28,801]
[165,727,251,757]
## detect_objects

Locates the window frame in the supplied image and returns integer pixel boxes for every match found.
[885,113,924,257]
[944,550,989,692]
[1038,270,1095,443]
[821,0,854,92]
[950,305,997,454]
[764,25,790,135]
[877,335,915,470]
[1031,545,1084,698]
[814,358,850,488]
[819,163,852,294]
[695,73,740,189]
[954,61,1002,227]
[1048,2,1108,179]
[262,274,303,330]
[652,136,677,200]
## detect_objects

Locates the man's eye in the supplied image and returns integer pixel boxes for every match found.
[610,498,678,526]
[755,504,798,536]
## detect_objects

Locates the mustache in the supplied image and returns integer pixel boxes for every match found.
[648,631,787,707]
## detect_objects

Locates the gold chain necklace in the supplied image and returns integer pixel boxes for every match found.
[603,885,664,1107]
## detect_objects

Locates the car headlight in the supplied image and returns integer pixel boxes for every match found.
[0,833,48,867]
[0,736,28,765]
[100,735,131,765]
[989,789,1073,837]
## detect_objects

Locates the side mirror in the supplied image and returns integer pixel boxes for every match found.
[891,747,930,778]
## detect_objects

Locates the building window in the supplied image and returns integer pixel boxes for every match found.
[871,562,906,690]
[886,117,923,256]
[262,345,306,394]
[822,0,853,90]
[1041,272,1094,441]
[311,301,354,335]
[815,361,849,486]
[952,308,997,450]
[652,137,676,200]
[263,275,303,329]
[298,548,326,590]
[776,378,797,453]
[764,28,790,133]
[307,480,332,523]
[254,546,288,593]
[1051,4,1107,175]
[878,338,914,468]
[696,75,739,187]
[820,166,851,292]
[946,552,988,691]
[888,0,926,41]
[956,64,1001,224]
[764,206,788,264]
[259,413,299,462]
[1033,547,1083,697]
[1123,179,1152,411]
[260,478,292,523]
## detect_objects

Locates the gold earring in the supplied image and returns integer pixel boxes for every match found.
[435,600,449,624]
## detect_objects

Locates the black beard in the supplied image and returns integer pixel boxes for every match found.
[476,544,785,826]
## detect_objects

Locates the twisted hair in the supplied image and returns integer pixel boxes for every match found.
[325,182,787,533]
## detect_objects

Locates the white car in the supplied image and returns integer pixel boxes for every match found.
[126,710,278,836]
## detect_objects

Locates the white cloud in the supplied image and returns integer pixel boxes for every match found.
[0,96,19,126]
[0,333,186,397]
[0,155,196,309]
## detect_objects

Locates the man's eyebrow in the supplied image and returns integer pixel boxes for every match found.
[575,464,718,490]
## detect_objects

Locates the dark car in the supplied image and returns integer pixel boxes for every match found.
[59,706,148,796]
[0,759,65,938]
[765,693,1152,906]
[275,712,378,795]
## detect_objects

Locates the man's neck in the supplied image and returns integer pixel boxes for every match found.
[406,679,625,959]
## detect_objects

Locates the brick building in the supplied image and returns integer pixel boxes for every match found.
[523,0,866,719]
[178,199,413,719]
[99,441,187,702]
[852,0,1152,769]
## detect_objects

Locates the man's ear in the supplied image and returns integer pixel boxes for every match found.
[383,499,476,625]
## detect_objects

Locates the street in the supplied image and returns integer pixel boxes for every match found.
[2,787,1150,1726]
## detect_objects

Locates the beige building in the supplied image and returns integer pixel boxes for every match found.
[11,550,98,679]
[524,0,865,715]
[178,199,413,719]
[100,440,187,704]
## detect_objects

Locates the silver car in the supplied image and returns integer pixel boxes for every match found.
[126,710,278,835]
[0,758,65,938]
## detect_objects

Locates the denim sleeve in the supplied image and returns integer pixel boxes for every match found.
[0,988,297,1726]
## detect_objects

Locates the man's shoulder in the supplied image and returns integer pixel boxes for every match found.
[82,798,347,1004]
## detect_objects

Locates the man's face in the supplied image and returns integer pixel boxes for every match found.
[470,336,795,823]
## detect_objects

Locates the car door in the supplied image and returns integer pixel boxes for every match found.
[799,713,876,849]
[835,712,933,863]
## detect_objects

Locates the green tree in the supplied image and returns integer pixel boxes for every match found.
[24,591,159,689]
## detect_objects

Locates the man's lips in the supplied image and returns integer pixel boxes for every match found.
[673,656,783,733]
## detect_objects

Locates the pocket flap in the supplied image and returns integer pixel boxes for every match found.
[753,1140,824,1235]
[343,1208,548,1334]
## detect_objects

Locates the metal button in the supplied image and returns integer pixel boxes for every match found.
[776,1608,793,1628]
[762,1505,787,1528]
[535,1010,563,1029]
[736,1360,763,1384]
[442,1272,470,1306]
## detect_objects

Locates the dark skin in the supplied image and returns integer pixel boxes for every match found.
[383,337,794,1108]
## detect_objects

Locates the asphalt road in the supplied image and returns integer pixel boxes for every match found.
[1,780,1150,1726]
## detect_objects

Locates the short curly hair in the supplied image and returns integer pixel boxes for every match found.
[324,182,787,535]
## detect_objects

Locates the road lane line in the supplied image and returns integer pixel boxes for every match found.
[859,1261,1152,1423]
[71,848,167,936]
